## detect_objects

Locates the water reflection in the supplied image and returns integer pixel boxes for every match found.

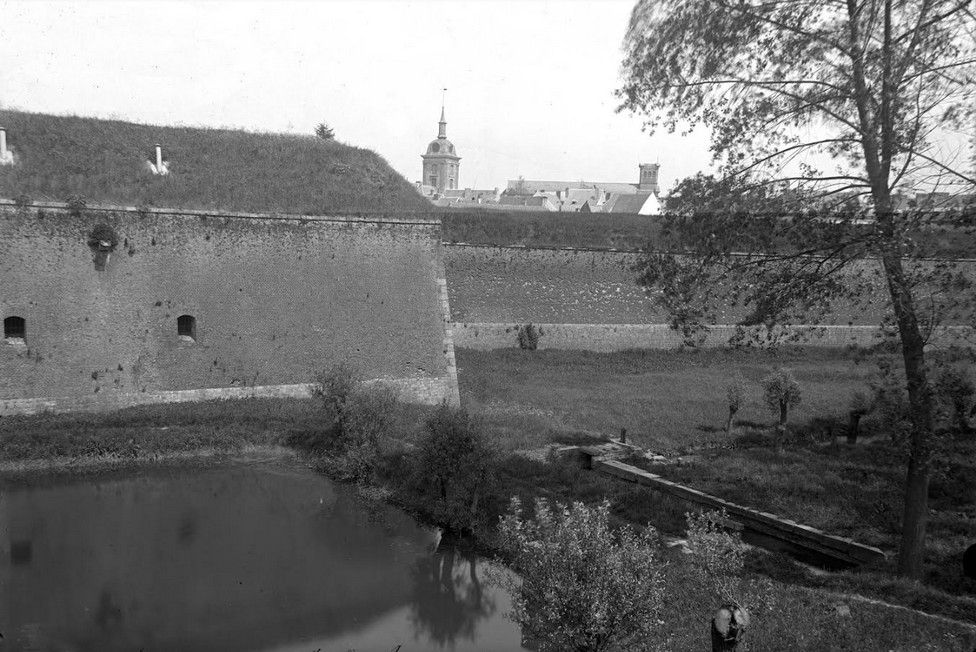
[0,457,524,652]
[409,545,497,647]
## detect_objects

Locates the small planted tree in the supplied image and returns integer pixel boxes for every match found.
[725,374,745,435]
[847,391,873,445]
[494,498,665,652]
[314,123,335,140]
[761,368,802,448]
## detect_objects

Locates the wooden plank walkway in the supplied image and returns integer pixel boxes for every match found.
[573,445,886,567]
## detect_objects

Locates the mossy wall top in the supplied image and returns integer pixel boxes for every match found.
[0,203,448,401]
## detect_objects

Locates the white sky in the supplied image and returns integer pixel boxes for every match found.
[0,0,715,192]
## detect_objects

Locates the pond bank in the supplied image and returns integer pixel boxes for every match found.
[0,442,292,476]
[3,397,976,651]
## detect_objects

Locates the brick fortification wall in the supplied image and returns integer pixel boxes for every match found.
[0,202,459,415]
[444,244,895,325]
[445,244,658,324]
[445,244,975,350]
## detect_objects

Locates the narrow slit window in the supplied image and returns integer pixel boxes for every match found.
[177,315,196,342]
[4,316,26,342]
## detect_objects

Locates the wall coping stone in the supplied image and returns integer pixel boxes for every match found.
[0,198,441,227]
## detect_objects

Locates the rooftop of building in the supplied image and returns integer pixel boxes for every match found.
[507,179,643,195]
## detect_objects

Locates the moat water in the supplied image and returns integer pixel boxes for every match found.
[0,456,526,652]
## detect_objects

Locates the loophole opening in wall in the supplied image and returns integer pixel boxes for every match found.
[177,315,197,342]
[4,316,26,343]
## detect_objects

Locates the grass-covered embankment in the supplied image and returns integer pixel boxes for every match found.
[0,398,318,472]
[0,109,431,214]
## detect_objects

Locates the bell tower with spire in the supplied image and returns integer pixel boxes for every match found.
[421,91,461,195]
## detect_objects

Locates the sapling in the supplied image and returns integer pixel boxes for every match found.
[725,374,745,435]
[847,391,872,444]
[760,368,802,449]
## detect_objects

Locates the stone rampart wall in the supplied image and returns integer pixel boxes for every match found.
[444,243,976,328]
[0,201,459,415]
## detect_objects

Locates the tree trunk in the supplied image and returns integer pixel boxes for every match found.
[726,406,737,434]
[847,412,862,445]
[847,1,936,577]
[779,401,788,426]
[899,456,931,579]
[879,251,936,580]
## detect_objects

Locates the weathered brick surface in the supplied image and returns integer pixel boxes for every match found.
[445,244,658,323]
[453,322,974,351]
[0,202,458,414]
[444,243,976,327]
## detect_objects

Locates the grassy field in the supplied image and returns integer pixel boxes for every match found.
[456,346,881,453]
[455,346,976,620]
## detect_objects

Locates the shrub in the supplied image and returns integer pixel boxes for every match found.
[686,509,751,652]
[685,509,745,606]
[308,365,401,482]
[415,404,495,531]
[87,224,119,251]
[493,497,666,652]
[933,361,975,432]
[313,363,359,437]
[517,323,543,350]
